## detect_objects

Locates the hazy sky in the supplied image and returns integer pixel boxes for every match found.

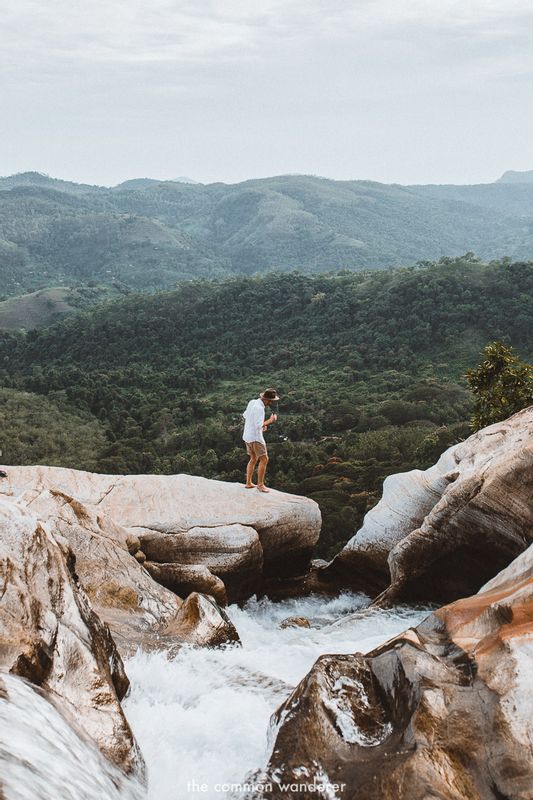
[1,0,532,186]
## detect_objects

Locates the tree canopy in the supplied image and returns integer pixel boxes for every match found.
[1,255,532,556]
[466,341,533,430]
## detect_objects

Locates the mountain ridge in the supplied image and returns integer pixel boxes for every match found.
[4,169,530,189]
[496,169,533,184]
[2,171,533,297]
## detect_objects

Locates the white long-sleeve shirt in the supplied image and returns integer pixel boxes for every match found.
[242,398,266,444]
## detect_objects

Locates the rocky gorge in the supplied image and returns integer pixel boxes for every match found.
[1,407,532,799]
[0,469,321,789]
[321,405,533,604]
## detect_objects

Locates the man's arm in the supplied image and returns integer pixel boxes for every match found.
[262,413,277,431]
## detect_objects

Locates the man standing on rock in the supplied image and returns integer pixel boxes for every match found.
[243,388,279,493]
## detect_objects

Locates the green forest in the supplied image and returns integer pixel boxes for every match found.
[2,171,533,297]
[1,254,532,556]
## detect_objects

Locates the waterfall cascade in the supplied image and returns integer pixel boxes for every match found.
[124,594,430,800]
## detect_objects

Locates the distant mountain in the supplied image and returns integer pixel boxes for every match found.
[407,180,533,217]
[1,171,533,296]
[0,172,200,195]
[114,176,201,190]
[0,171,102,194]
[496,170,533,184]
[113,178,165,190]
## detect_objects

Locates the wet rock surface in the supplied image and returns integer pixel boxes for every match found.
[279,616,311,629]
[0,486,182,655]
[260,542,533,799]
[0,673,144,800]
[0,496,144,777]
[162,592,241,648]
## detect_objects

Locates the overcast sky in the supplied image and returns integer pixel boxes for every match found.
[1,0,532,186]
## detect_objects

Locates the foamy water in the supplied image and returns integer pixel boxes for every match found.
[124,594,431,800]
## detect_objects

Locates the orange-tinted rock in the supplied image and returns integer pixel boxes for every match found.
[279,616,311,629]
[260,544,533,799]
[163,592,240,648]
[0,487,182,655]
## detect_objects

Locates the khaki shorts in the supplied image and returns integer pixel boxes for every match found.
[245,441,268,458]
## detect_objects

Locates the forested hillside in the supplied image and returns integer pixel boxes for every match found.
[2,171,533,296]
[0,284,126,330]
[1,255,532,555]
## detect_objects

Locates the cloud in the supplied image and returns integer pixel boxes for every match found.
[2,0,532,69]
[1,0,532,185]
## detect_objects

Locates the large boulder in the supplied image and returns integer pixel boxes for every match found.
[0,467,321,604]
[322,406,533,603]
[162,592,241,648]
[0,495,144,777]
[258,542,533,800]
[140,523,262,603]
[144,562,228,606]
[1,486,182,654]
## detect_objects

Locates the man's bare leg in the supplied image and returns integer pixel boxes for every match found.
[245,455,258,488]
[257,455,270,492]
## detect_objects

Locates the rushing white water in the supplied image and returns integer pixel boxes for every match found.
[0,673,144,800]
[124,593,431,800]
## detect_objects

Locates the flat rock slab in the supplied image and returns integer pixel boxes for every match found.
[0,468,321,604]
[0,468,319,542]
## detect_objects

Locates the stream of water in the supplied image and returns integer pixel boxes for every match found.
[0,594,431,799]
[124,593,431,800]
